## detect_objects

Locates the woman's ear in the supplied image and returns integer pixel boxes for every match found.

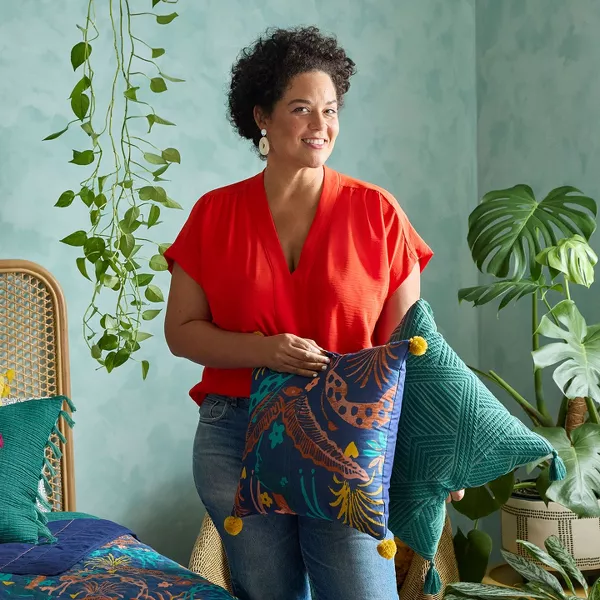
[253,106,267,131]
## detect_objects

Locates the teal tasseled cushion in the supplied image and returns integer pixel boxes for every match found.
[0,396,75,543]
[388,300,565,594]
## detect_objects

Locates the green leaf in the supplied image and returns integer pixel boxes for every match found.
[102,274,120,290]
[136,331,153,342]
[142,360,150,380]
[501,549,564,596]
[91,345,102,359]
[119,233,135,258]
[94,193,107,209]
[148,205,160,227]
[124,86,140,101]
[76,257,91,281]
[517,540,575,596]
[163,197,183,209]
[453,471,514,520]
[162,147,180,163]
[152,0,161,6]
[98,175,108,192]
[79,186,94,207]
[135,273,154,287]
[149,254,168,271]
[536,235,598,288]
[119,218,141,234]
[69,149,95,166]
[533,300,600,403]
[138,185,167,203]
[97,333,119,351]
[458,277,561,312]
[142,309,161,321]
[145,284,164,303]
[71,93,90,120]
[152,164,169,179]
[150,77,167,93]
[55,190,75,208]
[152,47,165,58]
[158,242,171,255]
[156,12,178,24]
[90,209,100,226]
[70,75,91,98]
[101,315,118,331]
[95,259,109,280]
[144,152,167,165]
[84,237,106,263]
[454,528,492,584]
[467,185,597,280]
[544,535,588,594]
[160,72,185,83]
[71,41,92,70]
[145,113,176,132]
[445,582,547,598]
[535,424,600,517]
[43,125,69,141]
[104,352,116,373]
[113,348,130,369]
[120,179,134,189]
[590,578,600,600]
[60,230,87,247]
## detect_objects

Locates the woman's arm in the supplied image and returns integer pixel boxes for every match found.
[373,263,421,347]
[164,264,329,375]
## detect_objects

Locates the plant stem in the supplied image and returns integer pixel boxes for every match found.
[532,290,550,420]
[556,396,569,427]
[585,397,600,424]
[513,482,537,490]
[564,277,571,301]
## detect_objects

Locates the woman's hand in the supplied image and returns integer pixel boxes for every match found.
[446,489,465,503]
[260,334,330,377]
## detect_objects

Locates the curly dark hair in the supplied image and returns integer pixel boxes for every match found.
[227,26,356,152]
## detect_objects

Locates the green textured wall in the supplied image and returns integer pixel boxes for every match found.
[0,1,477,562]
[476,0,600,561]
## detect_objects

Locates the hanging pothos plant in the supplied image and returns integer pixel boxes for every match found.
[44,0,183,380]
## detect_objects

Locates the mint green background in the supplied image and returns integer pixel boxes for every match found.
[3,0,596,568]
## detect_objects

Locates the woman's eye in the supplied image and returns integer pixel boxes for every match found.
[325,109,337,115]
[293,107,309,113]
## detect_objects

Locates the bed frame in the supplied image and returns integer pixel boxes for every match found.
[0,259,74,512]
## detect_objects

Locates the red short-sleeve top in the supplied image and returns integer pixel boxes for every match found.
[165,166,433,405]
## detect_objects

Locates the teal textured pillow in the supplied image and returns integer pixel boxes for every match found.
[0,395,75,543]
[389,300,565,594]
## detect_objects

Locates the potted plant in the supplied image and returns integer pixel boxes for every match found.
[445,535,600,599]
[452,184,600,583]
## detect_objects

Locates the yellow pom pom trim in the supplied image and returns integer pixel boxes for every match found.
[377,538,397,560]
[408,336,428,356]
[224,516,243,536]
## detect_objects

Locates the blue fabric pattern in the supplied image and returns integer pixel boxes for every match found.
[232,341,410,541]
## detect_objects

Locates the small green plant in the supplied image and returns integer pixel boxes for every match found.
[445,535,600,600]
[452,184,600,581]
[44,0,184,379]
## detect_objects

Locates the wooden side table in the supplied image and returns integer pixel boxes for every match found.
[483,564,587,598]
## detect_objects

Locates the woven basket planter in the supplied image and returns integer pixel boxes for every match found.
[501,494,600,571]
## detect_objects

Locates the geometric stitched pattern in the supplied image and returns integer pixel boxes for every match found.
[388,299,560,575]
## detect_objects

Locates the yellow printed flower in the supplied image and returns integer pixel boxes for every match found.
[260,492,273,508]
[0,369,15,399]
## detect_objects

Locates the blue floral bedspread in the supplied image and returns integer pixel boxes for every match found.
[0,534,235,599]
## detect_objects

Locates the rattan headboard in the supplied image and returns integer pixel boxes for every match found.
[0,259,75,511]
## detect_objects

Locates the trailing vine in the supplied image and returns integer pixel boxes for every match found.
[44,0,183,379]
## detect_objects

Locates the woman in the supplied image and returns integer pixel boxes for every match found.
[165,26,462,600]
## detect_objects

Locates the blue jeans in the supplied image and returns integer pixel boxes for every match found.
[193,394,400,600]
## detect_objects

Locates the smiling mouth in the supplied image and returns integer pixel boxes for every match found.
[302,138,327,148]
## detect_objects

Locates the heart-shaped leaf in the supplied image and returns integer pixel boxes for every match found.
[43,126,69,141]
[144,152,167,165]
[454,528,492,583]
[533,300,600,403]
[145,284,164,303]
[71,42,92,70]
[55,190,75,208]
[146,113,175,132]
[135,273,154,287]
[148,205,160,227]
[467,185,597,280]
[70,75,91,98]
[142,360,150,380]
[70,149,95,166]
[142,309,161,321]
[71,93,90,120]
[149,254,168,271]
[152,47,165,58]
[453,471,514,520]
[60,230,87,247]
[536,234,597,287]
[150,77,167,93]
[161,147,180,163]
[156,12,178,24]
[535,425,600,517]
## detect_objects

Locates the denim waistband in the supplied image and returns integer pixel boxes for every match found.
[206,393,250,407]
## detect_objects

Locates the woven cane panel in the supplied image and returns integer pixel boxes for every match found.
[0,267,65,511]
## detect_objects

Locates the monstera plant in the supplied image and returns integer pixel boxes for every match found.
[452,184,600,582]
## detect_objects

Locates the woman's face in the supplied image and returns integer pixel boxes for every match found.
[257,70,340,170]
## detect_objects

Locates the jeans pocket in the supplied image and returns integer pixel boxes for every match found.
[198,394,230,424]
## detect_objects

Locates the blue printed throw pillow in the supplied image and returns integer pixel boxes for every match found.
[224,338,427,558]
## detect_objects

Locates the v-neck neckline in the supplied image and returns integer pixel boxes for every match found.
[253,165,339,279]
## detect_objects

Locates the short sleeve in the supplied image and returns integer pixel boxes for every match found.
[164,195,207,287]
[382,194,433,298]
